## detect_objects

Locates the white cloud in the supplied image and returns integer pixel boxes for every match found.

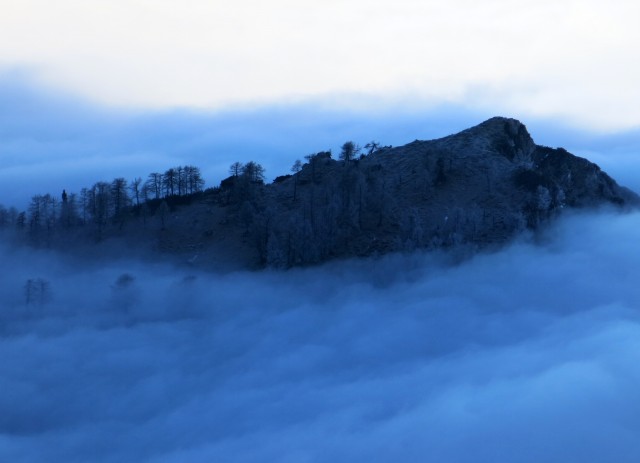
[1,0,639,130]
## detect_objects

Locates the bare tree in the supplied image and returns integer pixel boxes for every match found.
[16,212,26,229]
[242,161,266,183]
[27,194,57,241]
[185,165,205,194]
[28,194,45,233]
[130,177,142,206]
[145,173,163,200]
[91,181,111,237]
[229,162,244,177]
[162,168,177,197]
[364,141,381,156]
[110,178,129,219]
[79,188,91,225]
[60,192,79,228]
[339,141,360,164]
[176,166,185,196]
[0,205,19,229]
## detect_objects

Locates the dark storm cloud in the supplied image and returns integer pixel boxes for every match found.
[1,210,640,462]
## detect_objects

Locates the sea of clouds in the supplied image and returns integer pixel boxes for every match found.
[1,209,640,462]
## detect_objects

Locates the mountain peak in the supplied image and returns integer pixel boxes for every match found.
[439,116,535,163]
[479,115,526,128]
[9,117,636,270]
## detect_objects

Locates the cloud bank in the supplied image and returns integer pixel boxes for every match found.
[1,210,640,462]
[2,75,639,210]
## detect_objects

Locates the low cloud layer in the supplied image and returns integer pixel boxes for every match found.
[0,74,485,209]
[1,210,640,462]
[2,76,640,211]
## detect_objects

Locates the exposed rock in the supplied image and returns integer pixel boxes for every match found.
[12,117,635,270]
[231,117,638,267]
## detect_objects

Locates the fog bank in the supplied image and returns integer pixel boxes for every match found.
[1,211,640,462]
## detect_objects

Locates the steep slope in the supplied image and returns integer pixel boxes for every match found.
[230,117,637,267]
[15,117,633,270]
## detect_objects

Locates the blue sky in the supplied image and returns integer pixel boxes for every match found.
[1,0,639,207]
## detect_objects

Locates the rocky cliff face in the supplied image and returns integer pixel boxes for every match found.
[9,117,633,270]
[68,117,633,269]
[228,117,637,267]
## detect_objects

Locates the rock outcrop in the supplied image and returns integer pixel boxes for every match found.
[18,116,632,270]
[226,117,637,267]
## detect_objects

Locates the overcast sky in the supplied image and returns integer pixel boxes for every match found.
[1,0,639,131]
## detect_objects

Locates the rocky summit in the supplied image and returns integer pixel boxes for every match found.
[216,116,634,267]
[9,117,638,269]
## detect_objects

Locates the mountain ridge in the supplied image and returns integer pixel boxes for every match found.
[2,116,636,269]
[215,116,638,267]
